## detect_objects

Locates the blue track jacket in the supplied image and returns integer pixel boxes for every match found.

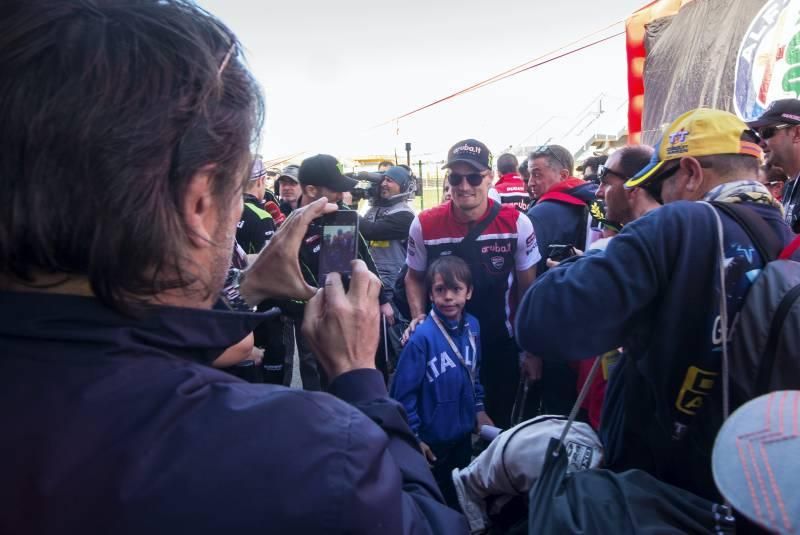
[391,308,485,446]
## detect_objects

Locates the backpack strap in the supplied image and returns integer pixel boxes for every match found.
[709,202,783,262]
[779,234,800,260]
[454,201,501,255]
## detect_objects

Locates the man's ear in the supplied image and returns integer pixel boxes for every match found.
[791,125,800,144]
[681,157,705,197]
[559,168,570,180]
[303,185,317,199]
[183,164,220,248]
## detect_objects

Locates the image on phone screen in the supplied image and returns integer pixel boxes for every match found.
[318,215,358,284]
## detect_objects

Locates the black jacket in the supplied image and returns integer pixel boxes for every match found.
[0,292,467,534]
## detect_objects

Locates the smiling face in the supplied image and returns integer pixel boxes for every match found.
[447,161,491,215]
[380,176,402,199]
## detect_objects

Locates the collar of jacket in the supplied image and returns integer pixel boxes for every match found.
[538,177,587,206]
[0,291,266,366]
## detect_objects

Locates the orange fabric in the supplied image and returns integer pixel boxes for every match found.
[626,0,696,143]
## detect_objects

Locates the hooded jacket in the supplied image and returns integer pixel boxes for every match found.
[390,308,485,446]
[526,177,598,274]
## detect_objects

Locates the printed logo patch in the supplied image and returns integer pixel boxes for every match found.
[734,0,799,121]
[566,441,596,471]
[675,366,718,415]
[490,256,505,269]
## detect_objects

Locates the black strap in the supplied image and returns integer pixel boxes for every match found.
[453,201,502,255]
[710,202,783,262]
[759,283,800,394]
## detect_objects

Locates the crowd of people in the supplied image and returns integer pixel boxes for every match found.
[2,1,799,534]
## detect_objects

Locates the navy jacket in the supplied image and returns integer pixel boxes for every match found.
[0,292,467,534]
[515,200,793,500]
[526,180,597,274]
[390,309,484,446]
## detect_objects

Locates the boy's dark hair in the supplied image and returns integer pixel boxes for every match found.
[518,161,530,180]
[425,256,472,295]
[0,0,263,312]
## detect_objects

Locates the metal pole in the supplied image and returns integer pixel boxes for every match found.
[405,142,411,168]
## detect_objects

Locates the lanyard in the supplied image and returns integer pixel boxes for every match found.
[430,309,477,384]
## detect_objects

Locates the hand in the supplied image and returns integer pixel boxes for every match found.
[301,260,382,381]
[546,248,584,269]
[520,353,543,381]
[249,346,264,366]
[240,197,338,303]
[380,302,395,326]
[419,441,437,466]
[401,314,426,346]
[475,410,494,433]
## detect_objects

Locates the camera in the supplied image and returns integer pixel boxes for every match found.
[345,171,383,203]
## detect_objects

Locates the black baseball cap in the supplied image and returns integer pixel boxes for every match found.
[298,154,358,192]
[746,98,800,129]
[442,138,491,172]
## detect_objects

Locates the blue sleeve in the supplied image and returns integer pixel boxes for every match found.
[515,205,684,361]
[472,321,485,413]
[389,338,427,435]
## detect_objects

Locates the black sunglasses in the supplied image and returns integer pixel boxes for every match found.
[758,124,793,140]
[597,165,628,182]
[448,172,485,187]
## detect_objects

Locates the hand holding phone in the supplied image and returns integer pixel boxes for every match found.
[318,210,359,285]
[547,243,577,262]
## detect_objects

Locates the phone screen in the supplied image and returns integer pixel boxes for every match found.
[318,211,359,284]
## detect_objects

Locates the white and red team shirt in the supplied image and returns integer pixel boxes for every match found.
[494,173,531,212]
[406,199,540,340]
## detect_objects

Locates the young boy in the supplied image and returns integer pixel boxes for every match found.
[390,255,493,509]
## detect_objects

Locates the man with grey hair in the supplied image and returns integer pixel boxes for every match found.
[522,145,598,414]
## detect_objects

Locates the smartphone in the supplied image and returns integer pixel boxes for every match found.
[317,210,359,284]
[547,243,577,262]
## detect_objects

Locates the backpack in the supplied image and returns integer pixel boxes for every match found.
[711,202,800,404]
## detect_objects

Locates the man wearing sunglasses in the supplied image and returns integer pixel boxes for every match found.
[515,108,794,502]
[746,98,800,232]
[595,145,658,228]
[404,139,540,428]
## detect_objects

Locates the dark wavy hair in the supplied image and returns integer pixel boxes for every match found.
[0,0,264,311]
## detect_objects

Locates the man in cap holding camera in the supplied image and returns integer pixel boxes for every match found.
[404,139,540,428]
[359,165,417,323]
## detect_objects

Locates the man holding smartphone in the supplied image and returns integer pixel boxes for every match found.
[404,139,540,429]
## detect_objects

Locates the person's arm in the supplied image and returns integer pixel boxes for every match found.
[212,333,255,368]
[388,339,426,435]
[403,216,428,320]
[358,211,415,241]
[514,208,675,361]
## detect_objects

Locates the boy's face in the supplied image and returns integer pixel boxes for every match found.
[429,273,472,321]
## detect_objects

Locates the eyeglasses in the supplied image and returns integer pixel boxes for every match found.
[597,165,627,182]
[533,145,569,171]
[448,172,485,187]
[758,124,794,140]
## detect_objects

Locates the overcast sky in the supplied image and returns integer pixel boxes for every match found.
[201,0,648,165]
